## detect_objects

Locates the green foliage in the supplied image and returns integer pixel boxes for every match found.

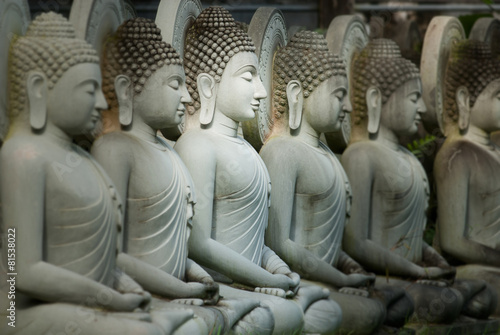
[457,0,498,37]
[459,13,493,37]
[423,224,436,246]
[315,27,326,36]
[407,134,436,158]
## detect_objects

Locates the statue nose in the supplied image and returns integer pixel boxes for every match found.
[417,97,427,114]
[343,98,353,113]
[254,76,267,100]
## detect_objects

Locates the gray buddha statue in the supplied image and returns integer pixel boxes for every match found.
[341,38,495,323]
[92,17,274,334]
[435,39,500,316]
[0,12,192,335]
[260,31,415,334]
[175,6,342,334]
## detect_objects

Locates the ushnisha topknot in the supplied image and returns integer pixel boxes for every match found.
[183,6,256,114]
[8,12,99,118]
[273,30,346,117]
[352,39,420,124]
[102,17,182,114]
[444,39,500,122]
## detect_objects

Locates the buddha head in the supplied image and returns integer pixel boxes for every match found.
[183,6,266,126]
[351,39,425,139]
[273,30,350,133]
[101,18,191,131]
[444,40,500,134]
[8,12,106,136]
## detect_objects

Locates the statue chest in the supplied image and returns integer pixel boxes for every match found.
[124,144,190,277]
[128,145,179,199]
[45,150,116,215]
[467,147,500,247]
[295,148,341,195]
[214,140,270,199]
[44,148,119,284]
[470,147,500,197]
[370,146,429,262]
[373,148,429,204]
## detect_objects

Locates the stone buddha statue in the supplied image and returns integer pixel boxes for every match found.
[434,39,500,316]
[91,17,274,334]
[260,31,417,334]
[0,12,193,335]
[175,6,342,334]
[341,38,495,323]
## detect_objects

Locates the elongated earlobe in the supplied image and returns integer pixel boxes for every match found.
[115,75,133,127]
[366,86,382,135]
[456,86,470,132]
[27,72,48,130]
[287,80,304,130]
[197,73,217,125]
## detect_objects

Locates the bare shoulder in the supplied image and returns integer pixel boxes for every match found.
[174,130,219,174]
[434,138,477,176]
[174,129,216,158]
[1,134,49,172]
[92,131,139,154]
[260,135,302,163]
[341,141,379,169]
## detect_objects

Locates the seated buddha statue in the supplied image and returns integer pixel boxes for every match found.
[260,31,415,334]
[174,6,342,334]
[0,12,193,335]
[341,38,495,323]
[434,39,500,316]
[91,17,274,335]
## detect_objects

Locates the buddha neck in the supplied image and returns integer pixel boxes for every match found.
[125,116,158,144]
[19,119,74,150]
[464,124,493,148]
[291,118,320,148]
[374,124,400,151]
[207,110,239,138]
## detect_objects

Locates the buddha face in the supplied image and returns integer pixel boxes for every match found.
[47,63,107,136]
[134,64,191,130]
[304,75,350,133]
[214,52,267,122]
[469,78,500,133]
[380,78,426,136]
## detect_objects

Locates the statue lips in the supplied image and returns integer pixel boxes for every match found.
[251,102,260,112]
[338,112,345,123]
[90,111,100,124]
[177,104,186,117]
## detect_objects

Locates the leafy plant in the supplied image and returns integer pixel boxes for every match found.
[407,134,436,158]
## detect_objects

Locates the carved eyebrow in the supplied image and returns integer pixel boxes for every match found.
[406,89,420,97]
[332,86,347,93]
[77,78,99,88]
[235,64,257,75]
[166,74,183,82]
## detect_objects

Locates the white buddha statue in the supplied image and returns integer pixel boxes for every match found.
[175,7,342,334]
[260,31,415,334]
[435,39,500,317]
[0,12,192,335]
[342,38,496,324]
[92,17,274,334]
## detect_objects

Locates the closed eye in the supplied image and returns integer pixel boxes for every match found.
[241,72,252,81]
[409,93,419,103]
[169,79,180,90]
[333,89,346,102]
